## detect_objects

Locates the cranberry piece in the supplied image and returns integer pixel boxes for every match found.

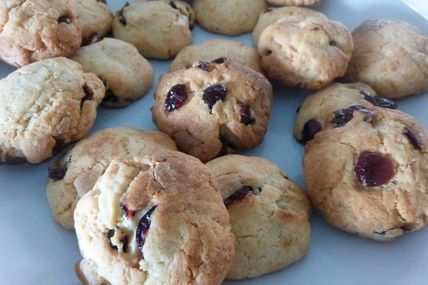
[165,84,187,112]
[57,15,71,24]
[121,204,136,218]
[239,104,255,125]
[202,84,227,111]
[212,57,226,64]
[224,186,261,206]
[331,105,373,128]
[361,91,397,109]
[136,206,157,250]
[355,151,395,187]
[197,61,209,71]
[300,119,322,144]
[403,127,422,150]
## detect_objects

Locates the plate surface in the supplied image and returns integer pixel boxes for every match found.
[0,0,427,284]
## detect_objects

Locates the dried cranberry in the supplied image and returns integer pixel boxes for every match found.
[331,105,373,128]
[136,206,157,250]
[224,186,261,206]
[82,33,101,46]
[121,204,136,218]
[300,119,322,144]
[165,84,187,112]
[403,127,422,150]
[202,84,227,111]
[197,61,209,71]
[57,15,71,24]
[355,151,395,187]
[361,91,397,109]
[81,84,94,109]
[212,57,226,64]
[239,104,255,125]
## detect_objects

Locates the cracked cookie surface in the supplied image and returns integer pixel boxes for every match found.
[207,155,311,279]
[267,0,322,6]
[304,108,428,241]
[0,57,104,165]
[152,58,273,163]
[345,19,428,98]
[47,127,176,230]
[0,0,83,66]
[74,150,235,285]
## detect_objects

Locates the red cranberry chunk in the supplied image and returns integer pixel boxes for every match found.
[197,61,209,71]
[224,186,261,206]
[239,104,255,126]
[331,105,373,128]
[360,91,397,109]
[136,205,157,250]
[202,84,227,111]
[121,204,136,218]
[355,151,395,187]
[57,15,71,24]
[300,119,322,144]
[403,127,422,150]
[165,84,187,112]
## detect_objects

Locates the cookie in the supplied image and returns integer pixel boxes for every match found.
[252,6,327,44]
[74,0,113,46]
[207,155,311,279]
[112,1,193,59]
[345,19,428,98]
[304,107,428,241]
[258,17,353,89]
[0,0,82,67]
[72,38,154,108]
[193,0,266,36]
[46,127,176,230]
[267,0,322,6]
[152,58,273,163]
[294,82,397,143]
[0,57,104,165]
[170,39,262,73]
[74,150,235,284]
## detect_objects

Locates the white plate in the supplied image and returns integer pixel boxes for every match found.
[0,0,427,284]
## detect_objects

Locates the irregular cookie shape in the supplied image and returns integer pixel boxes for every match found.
[193,0,266,36]
[304,108,428,241]
[207,155,311,279]
[253,6,327,44]
[112,1,193,59]
[0,0,82,67]
[72,38,154,108]
[170,39,262,72]
[267,0,322,6]
[152,58,273,162]
[47,127,176,229]
[0,57,104,165]
[74,0,113,46]
[345,19,428,98]
[294,82,397,143]
[74,150,235,284]
[258,17,353,89]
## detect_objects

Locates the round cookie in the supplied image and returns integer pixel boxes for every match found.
[112,1,193,59]
[252,6,327,44]
[74,150,235,284]
[193,0,266,36]
[0,0,82,67]
[152,58,273,163]
[304,107,428,241]
[294,82,397,143]
[0,57,104,165]
[170,39,262,72]
[258,17,353,89]
[74,0,113,46]
[345,19,428,98]
[207,155,311,279]
[47,128,176,230]
[72,38,154,108]
[267,0,322,6]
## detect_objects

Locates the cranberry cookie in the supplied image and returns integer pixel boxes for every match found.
[207,155,311,279]
[74,150,235,284]
[0,57,104,165]
[152,58,273,162]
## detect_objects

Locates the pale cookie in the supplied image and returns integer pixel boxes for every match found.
[74,150,235,285]
[304,107,428,241]
[0,57,104,165]
[193,0,266,36]
[47,127,176,230]
[207,155,311,279]
[0,0,82,67]
[258,17,353,89]
[72,38,154,108]
[74,0,113,46]
[253,6,327,44]
[294,82,397,143]
[170,39,262,72]
[152,58,273,163]
[345,19,428,98]
[112,1,193,59]
[267,0,322,6]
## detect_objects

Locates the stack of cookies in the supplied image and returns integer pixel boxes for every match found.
[0,0,427,284]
